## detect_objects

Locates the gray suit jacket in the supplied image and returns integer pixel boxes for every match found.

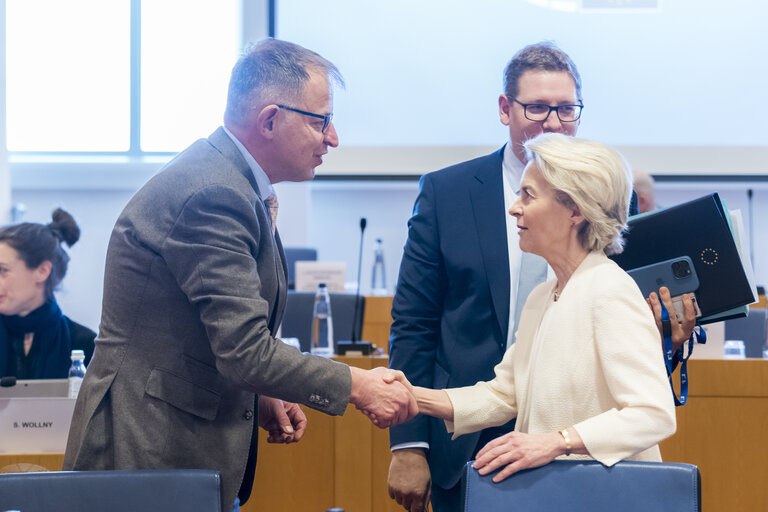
[63,128,352,508]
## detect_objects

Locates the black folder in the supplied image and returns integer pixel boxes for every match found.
[611,193,754,324]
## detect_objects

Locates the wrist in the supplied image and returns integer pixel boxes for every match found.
[348,366,366,406]
[393,447,427,459]
[558,428,572,456]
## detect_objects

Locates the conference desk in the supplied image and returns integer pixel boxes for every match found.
[2,296,766,510]
[0,356,395,512]
[248,357,768,511]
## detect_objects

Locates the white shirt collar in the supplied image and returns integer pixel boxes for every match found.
[221,126,275,200]
[502,142,526,193]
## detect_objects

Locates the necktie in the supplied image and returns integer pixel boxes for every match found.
[264,193,279,235]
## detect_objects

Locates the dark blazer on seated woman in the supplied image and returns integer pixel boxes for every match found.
[0,299,95,379]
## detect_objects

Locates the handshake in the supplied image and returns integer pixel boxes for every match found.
[349,367,417,428]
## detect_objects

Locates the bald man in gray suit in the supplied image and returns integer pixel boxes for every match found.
[63,39,416,511]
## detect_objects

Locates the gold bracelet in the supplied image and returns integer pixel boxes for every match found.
[559,429,572,456]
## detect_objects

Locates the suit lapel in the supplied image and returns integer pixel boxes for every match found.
[208,127,286,331]
[272,231,288,330]
[469,148,510,343]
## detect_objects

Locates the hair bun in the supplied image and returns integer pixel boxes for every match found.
[48,208,81,247]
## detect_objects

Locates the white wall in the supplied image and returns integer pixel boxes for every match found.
[0,0,9,223]
[274,180,420,293]
[10,176,768,333]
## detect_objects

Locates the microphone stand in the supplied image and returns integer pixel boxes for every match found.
[747,188,754,270]
[351,218,366,342]
[337,217,373,356]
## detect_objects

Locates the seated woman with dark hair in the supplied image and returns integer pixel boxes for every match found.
[0,208,95,379]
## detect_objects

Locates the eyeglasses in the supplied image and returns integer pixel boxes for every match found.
[511,98,583,123]
[277,104,333,132]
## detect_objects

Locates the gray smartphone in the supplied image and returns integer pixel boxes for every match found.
[627,256,702,318]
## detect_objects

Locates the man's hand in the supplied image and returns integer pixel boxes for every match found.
[349,367,418,428]
[388,448,431,512]
[647,286,696,352]
[258,396,307,443]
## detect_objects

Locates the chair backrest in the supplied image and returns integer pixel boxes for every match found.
[283,247,318,290]
[281,291,365,352]
[463,460,700,512]
[0,469,221,512]
[725,307,767,358]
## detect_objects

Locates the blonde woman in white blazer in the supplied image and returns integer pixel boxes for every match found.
[386,132,676,483]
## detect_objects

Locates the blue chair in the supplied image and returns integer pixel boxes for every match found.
[0,469,221,512]
[725,307,767,358]
[463,460,700,512]
[283,246,318,290]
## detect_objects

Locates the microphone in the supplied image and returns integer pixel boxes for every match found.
[336,217,373,356]
[351,218,367,342]
[747,188,754,270]
[1,376,17,387]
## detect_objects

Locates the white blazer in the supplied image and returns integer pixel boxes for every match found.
[445,251,676,466]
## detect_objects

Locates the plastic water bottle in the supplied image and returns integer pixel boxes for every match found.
[68,349,86,398]
[311,283,334,357]
[723,340,746,359]
[371,238,387,295]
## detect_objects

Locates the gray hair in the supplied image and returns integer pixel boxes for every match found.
[503,41,582,101]
[524,133,632,255]
[224,38,344,126]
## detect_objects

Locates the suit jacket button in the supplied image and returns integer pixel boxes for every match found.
[243,409,254,420]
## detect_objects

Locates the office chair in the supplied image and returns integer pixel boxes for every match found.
[0,469,222,512]
[725,308,767,357]
[281,291,365,353]
[283,247,318,290]
[462,460,700,512]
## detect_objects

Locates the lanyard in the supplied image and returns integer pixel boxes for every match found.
[661,302,706,406]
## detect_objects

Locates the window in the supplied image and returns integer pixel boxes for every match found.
[6,0,131,152]
[6,0,244,155]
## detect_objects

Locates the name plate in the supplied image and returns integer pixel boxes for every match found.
[295,261,347,293]
[0,398,76,453]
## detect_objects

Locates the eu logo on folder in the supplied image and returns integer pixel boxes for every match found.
[611,193,755,324]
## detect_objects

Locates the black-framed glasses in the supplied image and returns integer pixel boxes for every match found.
[277,104,333,132]
[511,98,583,123]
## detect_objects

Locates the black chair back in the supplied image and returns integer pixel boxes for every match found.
[725,308,767,357]
[283,247,318,290]
[0,469,221,512]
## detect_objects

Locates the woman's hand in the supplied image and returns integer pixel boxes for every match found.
[647,286,696,352]
[381,369,415,395]
[473,430,576,482]
[381,369,454,421]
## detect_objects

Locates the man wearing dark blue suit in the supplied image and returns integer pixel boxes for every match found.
[386,42,696,512]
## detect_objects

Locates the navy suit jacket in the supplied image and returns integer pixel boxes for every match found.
[389,148,548,489]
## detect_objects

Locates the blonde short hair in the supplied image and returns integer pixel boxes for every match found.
[524,133,632,255]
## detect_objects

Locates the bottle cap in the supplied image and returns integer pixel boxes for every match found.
[71,349,85,360]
